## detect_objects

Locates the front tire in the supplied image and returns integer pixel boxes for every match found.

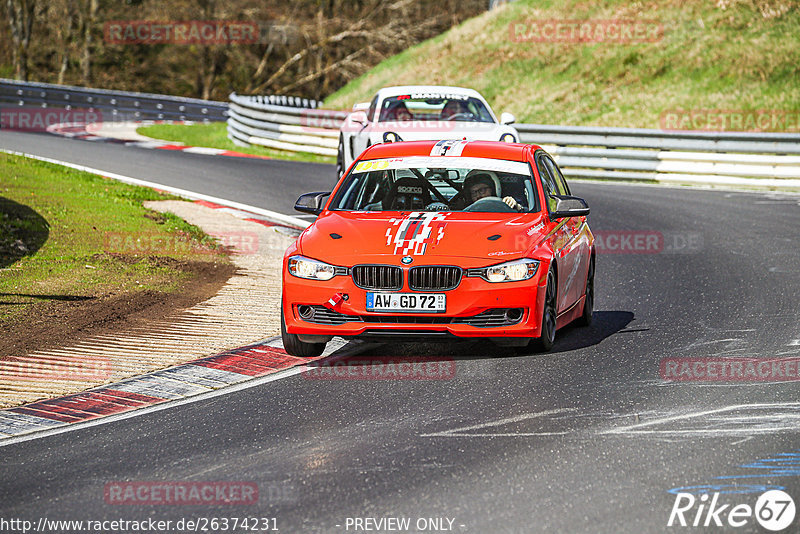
[281,307,325,357]
[530,268,557,352]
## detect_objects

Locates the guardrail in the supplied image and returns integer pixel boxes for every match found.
[0,78,228,122]
[2,79,798,188]
[227,93,343,156]
[228,93,800,187]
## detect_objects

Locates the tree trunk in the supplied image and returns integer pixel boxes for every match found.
[80,0,98,85]
[6,0,36,81]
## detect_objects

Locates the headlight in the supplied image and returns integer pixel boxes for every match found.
[383,131,403,143]
[469,259,539,283]
[287,256,341,281]
[500,133,516,143]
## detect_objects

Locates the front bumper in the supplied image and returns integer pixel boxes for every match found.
[282,266,547,340]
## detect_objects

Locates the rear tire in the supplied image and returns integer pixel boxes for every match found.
[576,255,594,327]
[281,307,325,357]
[530,268,557,353]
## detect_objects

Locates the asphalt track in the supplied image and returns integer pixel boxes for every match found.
[2,131,800,533]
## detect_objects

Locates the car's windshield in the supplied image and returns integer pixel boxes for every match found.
[378,94,494,123]
[330,155,539,213]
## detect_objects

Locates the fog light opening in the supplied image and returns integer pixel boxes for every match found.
[505,308,523,323]
[298,305,314,320]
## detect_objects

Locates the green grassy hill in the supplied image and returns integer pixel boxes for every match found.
[324,0,800,130]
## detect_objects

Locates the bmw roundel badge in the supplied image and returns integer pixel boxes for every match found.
[401,256,413,265]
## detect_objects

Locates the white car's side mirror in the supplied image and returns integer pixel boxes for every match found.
[349,111,368,125]
[352,102,370,112]
[500,112,516,125]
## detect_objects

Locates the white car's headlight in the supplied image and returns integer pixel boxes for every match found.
[287,256,342,281]
[500,133,516,143]
[383,131,403,143]
[469,259,539,283]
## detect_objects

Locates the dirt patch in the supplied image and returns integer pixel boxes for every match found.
[0,257,236,359]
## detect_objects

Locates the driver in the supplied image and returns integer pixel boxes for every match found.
[465,173,523,211]
[385,101,412,121]
[440,99,469,120]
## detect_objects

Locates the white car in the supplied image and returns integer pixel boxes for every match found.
[337,85,519,177]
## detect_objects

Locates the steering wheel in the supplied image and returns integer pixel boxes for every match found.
[463,196,517,213]
[445,112,475,121]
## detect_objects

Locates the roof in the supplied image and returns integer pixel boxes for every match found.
[359,140,538,162]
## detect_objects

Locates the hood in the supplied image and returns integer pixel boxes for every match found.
[298,211,547,267]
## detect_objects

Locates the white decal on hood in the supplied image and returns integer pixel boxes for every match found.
[385,212,448,256]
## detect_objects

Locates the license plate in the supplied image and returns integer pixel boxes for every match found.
[366,292,446,313]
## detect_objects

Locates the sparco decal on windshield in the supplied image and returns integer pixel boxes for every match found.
[385,212,449,256]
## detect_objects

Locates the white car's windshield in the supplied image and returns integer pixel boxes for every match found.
[378,94,494,123]
[330,156,539,213]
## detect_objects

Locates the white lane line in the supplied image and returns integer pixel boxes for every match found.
[420,408,578,438]
[789,339,800,346]
[0,149,311,229]
[0,365,309,448]
[603,402,800,435]
[0,337,363,448]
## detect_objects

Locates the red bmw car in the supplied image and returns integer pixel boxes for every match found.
[281,139,595,357]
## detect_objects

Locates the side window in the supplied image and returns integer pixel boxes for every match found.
[367,96,378,123]
[536,156,559,213]
[543,156,570,196]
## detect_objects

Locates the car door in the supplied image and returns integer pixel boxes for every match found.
[542,155,590,310]
[535,153,575,315]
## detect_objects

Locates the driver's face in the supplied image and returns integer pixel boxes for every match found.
[469,183,492,202]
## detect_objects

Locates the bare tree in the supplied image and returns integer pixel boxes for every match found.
[6,0,37,80]
[79,0,99,84]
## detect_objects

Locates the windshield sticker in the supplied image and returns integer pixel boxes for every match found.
[409,92,469,100]
[430,139,468,157]
[352,156,530,175]
[386,212,449,255]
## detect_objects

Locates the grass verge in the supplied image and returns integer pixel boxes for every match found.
[137,122,336,165]
[0,152,230,329]
[325,0,800,129]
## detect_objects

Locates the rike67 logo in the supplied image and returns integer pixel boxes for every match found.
[668,490,796,531]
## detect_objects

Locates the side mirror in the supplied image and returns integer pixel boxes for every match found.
[500,112,516,125]
[352,102,370,112]
[349,110,368,126]
[551,196,590,219]
[295,191,331,215]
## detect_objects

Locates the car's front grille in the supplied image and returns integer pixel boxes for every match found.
[352,265,403,290]
[300,305,363,325]
[452,308,524,327]
[408,266,462,291]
